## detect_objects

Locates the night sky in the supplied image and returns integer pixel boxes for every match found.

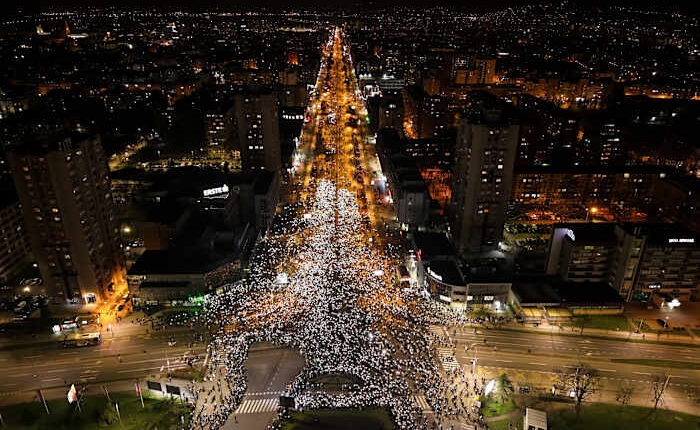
[10,0,699,12]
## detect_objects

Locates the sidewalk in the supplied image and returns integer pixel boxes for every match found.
[493,321,698,346]
[0,377,140,407]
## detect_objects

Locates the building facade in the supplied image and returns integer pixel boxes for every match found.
[234,90,281,174]
[450,101,519,255]
[0,191,30,284]
[8,133,125,302]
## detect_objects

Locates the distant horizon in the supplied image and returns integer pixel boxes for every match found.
[7,0,698,14]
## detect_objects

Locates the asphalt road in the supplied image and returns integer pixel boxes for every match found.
[438,325,700,414]
[222,346,305,430]
[0,322,206,405]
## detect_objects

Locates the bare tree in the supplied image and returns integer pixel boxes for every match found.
[615,381,634,405]
[650,373,671,410]
[555,362,600,412]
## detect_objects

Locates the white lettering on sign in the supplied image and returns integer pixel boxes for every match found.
[566,229,576,242]
[203,184,229,197]
[668,238,694,243]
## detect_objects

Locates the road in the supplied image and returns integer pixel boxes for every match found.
[437,325,700,414]
[222,346,305,430]
[0,316,206,405]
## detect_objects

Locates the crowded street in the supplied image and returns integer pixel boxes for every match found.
[188,27,475,430]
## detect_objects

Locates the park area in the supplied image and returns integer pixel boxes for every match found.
[0,392,190,429]
[278,408,394,430]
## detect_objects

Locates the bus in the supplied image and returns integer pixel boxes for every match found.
[61,332,102,348]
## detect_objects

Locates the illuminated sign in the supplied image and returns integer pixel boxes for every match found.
[438,294,451,302]
[668,238,695,244]
[427,267,443,282]
[203,184,229,197]
[647,284,661,289]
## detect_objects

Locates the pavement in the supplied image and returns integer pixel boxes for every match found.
[500,320,698,345]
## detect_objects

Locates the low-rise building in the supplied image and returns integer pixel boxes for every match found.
[524,408,547,430]
[546,223,617,284]
[613,223,699,302]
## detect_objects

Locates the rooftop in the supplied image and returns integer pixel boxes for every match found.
[412,231,456,260]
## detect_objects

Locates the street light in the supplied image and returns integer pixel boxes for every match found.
[585,206,598,222]
[465,342,479,374]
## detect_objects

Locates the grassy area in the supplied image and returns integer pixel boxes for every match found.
[565,315,631,331]
[671,327,691,336]
[610,358,700,370]
[0,392,190,429]
[548,403,699,430]
[482,398,517,418]
[279,408,394,430]
[488,417,520,430]
[630,319,656,333]
[170,367,204,382]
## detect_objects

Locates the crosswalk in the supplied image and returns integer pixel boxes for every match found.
[412,395,432,412]
[245,391,283,396]
[437,347,460,371]
[234,397,279,415]
[429,325,448,338]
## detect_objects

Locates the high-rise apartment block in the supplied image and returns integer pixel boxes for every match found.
[7,133,125,302]
[234,89,281,174]
[0,185,31,284]
[450,96,519,255]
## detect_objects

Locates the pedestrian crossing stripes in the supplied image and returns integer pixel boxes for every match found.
[437,347,459,371]
[429,325,448,338]
[244,391,283,397]
[412,395,432,412]
[234,397,279,414]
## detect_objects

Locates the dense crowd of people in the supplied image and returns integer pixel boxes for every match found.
[188,29,488,430]
[187,180,489,430]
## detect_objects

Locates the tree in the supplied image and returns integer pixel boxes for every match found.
[495,373,514,404]
[650,373,670,410]
[555,362,600,412]
[615,381,634,405]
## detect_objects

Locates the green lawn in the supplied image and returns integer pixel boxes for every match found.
[610,358,700,370]
[482,398,517,418]
[279,408,394,430]
[566,315,631,331]
[548,403,699,430]
[0,392,190,429]
[488,417,520,430]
